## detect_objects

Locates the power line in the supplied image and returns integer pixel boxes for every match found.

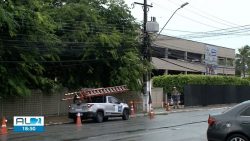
[167,0,238,27]
[178,0,239,27]
[152,48,235,70]
[0,58,113,63]
[155,57,203,72]
[152,2,223,30]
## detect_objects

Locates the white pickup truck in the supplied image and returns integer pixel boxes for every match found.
[68,95,130,123]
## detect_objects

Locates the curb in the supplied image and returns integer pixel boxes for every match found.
[150,106,230,116]
[5,106,230,129]
[44,121,72,126]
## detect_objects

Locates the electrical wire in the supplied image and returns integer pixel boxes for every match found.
[151,2,222,30]
[154,57,203,72]
[0,58,113,63]
[151,47,235,70]
[167,0,239,27]
[178,0,239,27]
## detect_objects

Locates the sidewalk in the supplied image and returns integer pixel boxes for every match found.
[4,104,233,129]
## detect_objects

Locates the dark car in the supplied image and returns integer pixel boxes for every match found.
[207,100,250,141]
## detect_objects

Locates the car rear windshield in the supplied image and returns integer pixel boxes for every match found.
[86,96,106,103]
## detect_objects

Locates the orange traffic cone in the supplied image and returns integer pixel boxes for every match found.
[76,113,82,126]
[130,101,136,118]
[148,108,155,119]
[0,117,8,135]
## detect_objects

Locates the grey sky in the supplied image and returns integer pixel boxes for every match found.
[125,0,250,51]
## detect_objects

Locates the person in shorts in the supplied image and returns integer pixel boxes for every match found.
[171,87,180,109]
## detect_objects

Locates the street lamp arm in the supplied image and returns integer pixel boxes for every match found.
[156,2,189,39]
[180,2,189,8]
[157,7,181,36]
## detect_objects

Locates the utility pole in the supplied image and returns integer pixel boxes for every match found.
[132,1,188,112]
[134,1,153,112]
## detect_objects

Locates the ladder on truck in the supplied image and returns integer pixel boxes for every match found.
[62,85,129,101]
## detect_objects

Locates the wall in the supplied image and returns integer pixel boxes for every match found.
[0,89,144,118]
[151,87,163,108]
[0,89,69,119]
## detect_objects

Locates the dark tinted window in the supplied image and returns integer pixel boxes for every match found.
[241,107,250,116]
[87,96,105,103]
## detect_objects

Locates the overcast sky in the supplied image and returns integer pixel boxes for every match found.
[125,0,250,51]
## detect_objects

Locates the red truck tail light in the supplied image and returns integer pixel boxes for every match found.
[208,115,216,126]
[87,104,94,108]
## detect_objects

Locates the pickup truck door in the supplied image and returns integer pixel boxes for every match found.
[104,96,115,116]
[108,96,122,115]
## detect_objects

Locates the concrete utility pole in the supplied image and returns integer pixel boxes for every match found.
[132,1,188,112]
[133,1,153,112]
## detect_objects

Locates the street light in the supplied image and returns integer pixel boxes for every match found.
[157,2,189,38]
[138,1,189,112]
[144,2,189,112]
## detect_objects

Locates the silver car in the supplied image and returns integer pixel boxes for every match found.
[68,95,130,123]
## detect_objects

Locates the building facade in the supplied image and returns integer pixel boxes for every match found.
[152,35,235,76]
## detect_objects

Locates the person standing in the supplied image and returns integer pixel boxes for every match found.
[171,87,180,109]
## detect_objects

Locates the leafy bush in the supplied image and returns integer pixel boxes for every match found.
[153,75,250,94]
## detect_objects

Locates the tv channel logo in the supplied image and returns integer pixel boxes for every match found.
[14,116,44,132]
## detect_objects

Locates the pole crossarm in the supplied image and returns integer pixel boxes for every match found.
[133,2,153,7]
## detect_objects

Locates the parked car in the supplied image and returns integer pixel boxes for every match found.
[68,95,130,123]
[207,100,250,141]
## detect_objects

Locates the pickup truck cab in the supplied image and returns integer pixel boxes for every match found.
[68,95,130,123]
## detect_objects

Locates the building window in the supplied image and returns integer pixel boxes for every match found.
[168,49,185,60]
[218,57,226,66]
[187,52,202,63]
[152,46,166,58]
[226,58,234,67]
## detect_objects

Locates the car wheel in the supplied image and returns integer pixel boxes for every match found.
[227,134,248,141]
[95,111,104,123]
[103,117,108,121]
[122,109,129,120]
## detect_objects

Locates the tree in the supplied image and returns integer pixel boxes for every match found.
[46,0,145,90]
[0,0,60,98]
[236,45,250,77]
[0,0,146,98]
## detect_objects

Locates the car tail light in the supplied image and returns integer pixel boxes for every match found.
[87,104,94,108]
[208,115,216,126]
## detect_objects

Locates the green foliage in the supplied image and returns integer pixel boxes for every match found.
[235,45,250,77]
[153,75,250,94]
[0,0,144,98]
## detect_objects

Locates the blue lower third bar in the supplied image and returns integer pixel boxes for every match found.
[14,126,44,132]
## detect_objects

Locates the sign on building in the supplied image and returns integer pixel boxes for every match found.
[205,45,218,74]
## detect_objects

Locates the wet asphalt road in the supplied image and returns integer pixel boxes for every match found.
[1,108,226,141]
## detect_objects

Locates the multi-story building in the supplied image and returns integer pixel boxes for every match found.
[152,35,235,76]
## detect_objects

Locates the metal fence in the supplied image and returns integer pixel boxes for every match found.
[184,85,250,106]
